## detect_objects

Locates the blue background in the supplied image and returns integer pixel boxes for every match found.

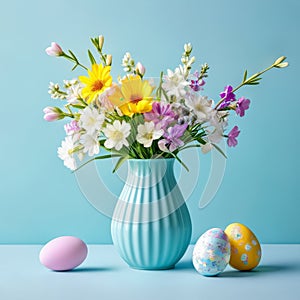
[0,0,299,244]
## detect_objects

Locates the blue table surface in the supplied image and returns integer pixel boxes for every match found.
[0,244,299,300]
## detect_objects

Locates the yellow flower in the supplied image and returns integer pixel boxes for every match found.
[109,75,154,117]
[79,64,112,104]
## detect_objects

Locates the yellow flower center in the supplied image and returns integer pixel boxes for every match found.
[91,80,104,92]
[111,131,123,140]
[145,133,153,140]
[130,94,143,103]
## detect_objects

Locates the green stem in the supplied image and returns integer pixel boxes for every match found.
[215,63,276,109]
[62,53,88,71]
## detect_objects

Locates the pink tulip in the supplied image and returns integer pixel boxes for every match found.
[45,42,63,56]
[43,106,63,121]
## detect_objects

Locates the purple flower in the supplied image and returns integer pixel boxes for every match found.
[219,85,236,109]
[158,123,188,152]
[190,71,205,92]
[190,79,205,92]
[236,97,250,117]
[227,126,240,147]
[64,120,80,135]
[144,102,176,129]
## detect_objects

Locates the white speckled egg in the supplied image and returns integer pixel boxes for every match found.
[192,228,231,276]
[39,236,88,271]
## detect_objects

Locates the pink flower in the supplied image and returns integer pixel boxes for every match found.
[144,102,176,130]
[45,42,63,56]
[43,106,63,121]
[64,120,80,135]
[227,126,240,147]
[136,62,146,76]
[236,97,250,117]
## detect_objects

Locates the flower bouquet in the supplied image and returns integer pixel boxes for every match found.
[44,36,288,172]
[44,36,287,270]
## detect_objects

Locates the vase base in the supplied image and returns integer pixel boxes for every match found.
[129,265,175,271]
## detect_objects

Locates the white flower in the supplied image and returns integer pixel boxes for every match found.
[66,83,83,104]
[80,133,100,156]
[185,94,213,123]
[162,66,189,99]
[136,121,164,148]
[79,106,105,135]
[102,120,131,151]
[48,82,66,100]
[57,136,77,170]
[63,79,78,88]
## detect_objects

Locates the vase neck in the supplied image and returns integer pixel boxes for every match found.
[126,159,176,188]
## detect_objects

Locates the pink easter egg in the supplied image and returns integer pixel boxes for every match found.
[39,236,88,271]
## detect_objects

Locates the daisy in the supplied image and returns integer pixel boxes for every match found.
[79,106,105,135]
[57,136,77,170]
[80,133,100,156]
[136,121,164,148]
[102,120,131,151]
[79,64,113,104]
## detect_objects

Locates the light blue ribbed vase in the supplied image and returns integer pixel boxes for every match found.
[111,158,192,270]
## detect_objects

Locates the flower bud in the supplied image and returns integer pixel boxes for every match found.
[136,62,146,76]
[184,43,192,53]
[98,35,104,50]
[45,42,63,57]
[188,56,196,65]
[106,54,112,66]
[275,62,289,68]
[274,56,286,65]
[43,106,64,121]
[181,57,188,64]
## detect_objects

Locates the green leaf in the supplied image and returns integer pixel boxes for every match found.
[246,72,259,82]
[68,50,77,61]
[113,156,129,173]
[179,144,202,151]
[243,70,248,82]
[91,37,99,49]
[70,104,86,109]
[169,152,189,172]
[246,82,260,85]
[71,64,78,71]
[212,143,227,159]
[88,50,97,65]
[74,154,121,172]
[161,87,170,102]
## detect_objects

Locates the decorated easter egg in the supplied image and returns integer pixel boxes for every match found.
[39,236,88,271]
[225,223,261,271]
[192,228,231,276]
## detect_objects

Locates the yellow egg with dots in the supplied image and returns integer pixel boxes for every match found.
[225,223,261,271]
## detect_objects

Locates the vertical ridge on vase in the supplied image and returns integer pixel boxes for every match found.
[111,158,192,270]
